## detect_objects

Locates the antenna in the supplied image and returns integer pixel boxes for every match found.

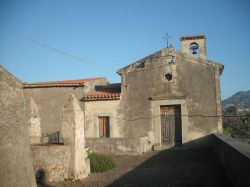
[163,33,171,48]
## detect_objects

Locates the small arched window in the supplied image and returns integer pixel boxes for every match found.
[189,42,199,56]
[165,73,172,81]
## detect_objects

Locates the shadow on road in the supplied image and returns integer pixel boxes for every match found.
[108,138,232,187]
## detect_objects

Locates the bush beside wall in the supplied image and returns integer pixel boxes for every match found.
[88,152,115,172]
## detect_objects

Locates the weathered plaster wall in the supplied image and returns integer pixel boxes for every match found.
[84,100,121,138]
[28,97,41,144]
[31,145,70,183]
[0,66,37,187]
[62,94,90,179]
[118,48,223,145]
[86,136,150,155]
[24,79,108,134]
[181,38,207,59]
[175,52,221,141]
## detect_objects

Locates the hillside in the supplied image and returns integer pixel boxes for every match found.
[222,90,250,109]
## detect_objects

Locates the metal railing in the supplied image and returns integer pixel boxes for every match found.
[41,131,63,144]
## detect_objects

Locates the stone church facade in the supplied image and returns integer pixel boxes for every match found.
[23,34,224,154]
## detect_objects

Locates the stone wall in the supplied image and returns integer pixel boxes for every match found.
[212,134,250,187]
[31,145,70,183]
[0,66,37,187]
[31,94,91,183]
[86,136,150,155]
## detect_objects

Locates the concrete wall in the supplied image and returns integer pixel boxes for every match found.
[24,79,108,134]
[84,100,121,138]
[31,145,70,183]
[212,134,250,187]
[84,100,152,155]
[118,48,223,146]
[0,66,37,187]
[86,136,150,155]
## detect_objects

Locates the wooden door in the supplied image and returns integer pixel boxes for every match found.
[161,106,175,143]
[99,117,104,137]
[160,105,181,145]
[98,117,110,138]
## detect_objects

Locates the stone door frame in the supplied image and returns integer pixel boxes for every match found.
[152,99,188,147]
[160,105,182,146]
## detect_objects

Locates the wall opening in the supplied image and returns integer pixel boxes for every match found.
[165,73,173,81]
[189,42,199,56]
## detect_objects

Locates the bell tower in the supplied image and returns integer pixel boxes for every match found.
[180,34,207,59]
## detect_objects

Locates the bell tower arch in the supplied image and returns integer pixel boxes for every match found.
[180,34,207,59]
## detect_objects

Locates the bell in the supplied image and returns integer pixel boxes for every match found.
[189,43,199,55]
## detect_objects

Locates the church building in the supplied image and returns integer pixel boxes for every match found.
[24,34,224,155]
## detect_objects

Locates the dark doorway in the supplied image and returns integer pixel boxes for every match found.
[160,105,182,146]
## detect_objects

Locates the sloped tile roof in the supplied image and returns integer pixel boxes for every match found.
[82,83,121,101]
[83,91,120,101]
[23,77,105,88]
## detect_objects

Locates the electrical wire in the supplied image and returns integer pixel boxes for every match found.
[1,23,248,123]
[0,22,114,72]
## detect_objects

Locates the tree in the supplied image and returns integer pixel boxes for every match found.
[223,104,250,139]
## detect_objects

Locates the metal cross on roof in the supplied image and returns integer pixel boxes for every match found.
[163,33,171,48]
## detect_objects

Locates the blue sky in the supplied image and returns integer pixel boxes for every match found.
[0,0,249,99]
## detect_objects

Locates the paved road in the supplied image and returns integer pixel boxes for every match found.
[49,148,232,187]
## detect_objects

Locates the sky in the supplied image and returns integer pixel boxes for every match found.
[0,0,249,99]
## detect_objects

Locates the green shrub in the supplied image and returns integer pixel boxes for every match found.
[223,127,233,137]
[88,152,115,172]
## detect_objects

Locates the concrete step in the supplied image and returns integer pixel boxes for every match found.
[152,144,173,151]
[153,144,189,151]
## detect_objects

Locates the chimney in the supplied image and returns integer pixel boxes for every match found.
[180,34,207,59]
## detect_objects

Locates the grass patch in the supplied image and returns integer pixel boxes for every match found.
[88,152,115,172]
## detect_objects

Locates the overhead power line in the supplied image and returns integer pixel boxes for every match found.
[3,99,250,122]
[0,22,217,79]
[0,22,114,72]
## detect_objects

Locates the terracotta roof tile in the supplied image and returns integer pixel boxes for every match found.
[23,77,105,88]
[82,83,121,101]
[83,91,121,101]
